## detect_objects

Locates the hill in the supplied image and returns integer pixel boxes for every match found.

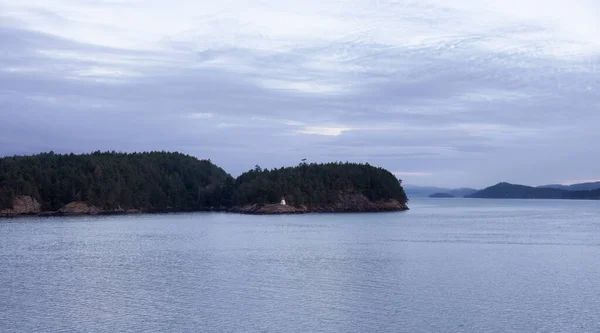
[0,151,231,215]
[467,182,564,199]
[467,182,600,200]
[429,193,455,198]
[564,189,600,200]
[447,188,479,197]
[229,162,409,214]
[0,152,409,216]
[404,185,477,198]
[537,181,600,191]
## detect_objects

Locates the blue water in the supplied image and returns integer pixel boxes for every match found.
[1,198,599,332]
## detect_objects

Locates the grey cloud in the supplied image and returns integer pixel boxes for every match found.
[1,16,599,187]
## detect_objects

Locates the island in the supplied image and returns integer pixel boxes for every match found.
[428,192,455,198]
[229,162,409,214]
[537,181,600,191]
[404,186,477,198]
[466,182,600,200]
[0,151,409,217]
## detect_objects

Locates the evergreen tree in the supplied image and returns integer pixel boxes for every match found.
[0,151,231,211]
[0,152,410,212]
[231,162,408,207]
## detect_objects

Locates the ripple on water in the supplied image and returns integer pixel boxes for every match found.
[1,199,600,332]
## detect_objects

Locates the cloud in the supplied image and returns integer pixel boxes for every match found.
[185,113,214,119]
[257,79,348,94]
[0,0,599,187]
[297,127,350,136]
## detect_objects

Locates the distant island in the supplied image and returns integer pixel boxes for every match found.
[467,182,600,200]
[428,192,455,198]
[537,182,600,191]
[0,151,409,217]
[404,185,478,198]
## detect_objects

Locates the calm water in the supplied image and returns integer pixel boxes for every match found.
[1,199,600,332]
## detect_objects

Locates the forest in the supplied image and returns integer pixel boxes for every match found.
[0,151,230,211]
[232,162,408,207]
[0,152,408,212]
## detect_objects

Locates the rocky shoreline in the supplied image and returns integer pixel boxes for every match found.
[1,195,409,218]
[230,200,408,215]
[0,197,143,218]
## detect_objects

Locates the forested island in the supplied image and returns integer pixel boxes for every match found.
[404,186,477,198]
[467,182,600,200]
[428,193,455,198]
[0,151,409,217]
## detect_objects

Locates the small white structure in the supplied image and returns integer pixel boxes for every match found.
[280,196,286,205]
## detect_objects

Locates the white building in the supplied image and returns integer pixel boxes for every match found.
[280,196,286,205]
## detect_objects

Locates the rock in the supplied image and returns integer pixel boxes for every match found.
[314,192,408,213]
[0,196,42,216]
[1,199,143,217]
[230,192,409,215]
[108,205,142,215]
[230,203,309,215]
[58,202,102,215]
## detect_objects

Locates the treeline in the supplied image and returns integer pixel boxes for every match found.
[0,152,408,211]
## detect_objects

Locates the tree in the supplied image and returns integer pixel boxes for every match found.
[0,151,231,211]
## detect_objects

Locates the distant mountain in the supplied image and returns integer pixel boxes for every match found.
[404,185,477,198]
[429,193,455,198]
[537,181,600,191]
[468,182,600,200]
[403,185,447,197]
[467,182,564,199]
[447,188,479,197]
[567,189,600,200]
[405,181,600,200]
[538,184,568,190]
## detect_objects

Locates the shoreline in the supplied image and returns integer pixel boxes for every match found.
[1,196,409,219]
[0,205,409,219]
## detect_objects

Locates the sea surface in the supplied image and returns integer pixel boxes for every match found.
[1,198,600,332]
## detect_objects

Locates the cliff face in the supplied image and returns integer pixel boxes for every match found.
[0,196,42,216]
[1,199,142,217]
[315,192,408,212]
[0,193,408,217]
[231,192,409,215]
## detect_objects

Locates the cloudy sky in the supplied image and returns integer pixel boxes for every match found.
[1,0,598,187]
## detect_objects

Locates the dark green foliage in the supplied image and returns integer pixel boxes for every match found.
[0,152,408,212]
[0,151,231,211]
[231,162,408,207]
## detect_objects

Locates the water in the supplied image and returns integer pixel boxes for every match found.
[1,198,600,332]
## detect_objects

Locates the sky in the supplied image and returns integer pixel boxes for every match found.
[0,0,599,188]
